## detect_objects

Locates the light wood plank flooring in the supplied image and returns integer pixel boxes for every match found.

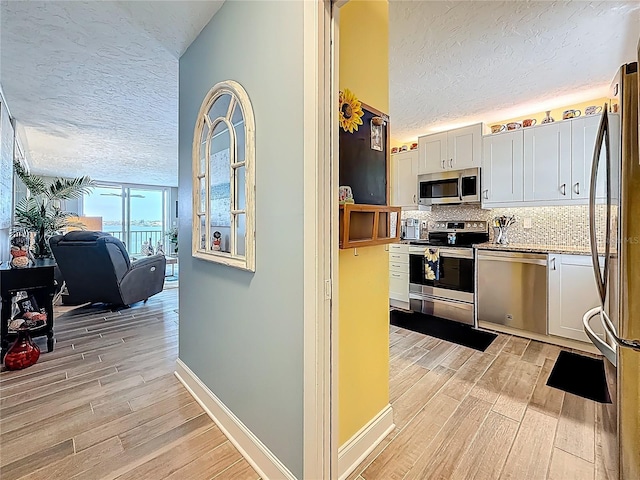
[348,323,613,480]
[0,289,259,480]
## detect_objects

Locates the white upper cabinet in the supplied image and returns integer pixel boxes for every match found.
[482,113,620,207]
[447,124,483,170]
[391,150,419,208]
[571,114,619,202]
[482,130,524,205]
[418,131,447,174]
[418,124,482,174]
[524,122,572,202]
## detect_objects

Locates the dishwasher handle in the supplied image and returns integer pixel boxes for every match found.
[477,251,548,266]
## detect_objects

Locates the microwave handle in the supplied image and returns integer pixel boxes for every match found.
[458,174,463,201]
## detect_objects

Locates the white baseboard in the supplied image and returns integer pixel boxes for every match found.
[175,359,296,480]
[338,404,395,480]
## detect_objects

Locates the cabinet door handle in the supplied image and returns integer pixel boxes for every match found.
[441,159,445,169]
[550,257,556,270]
[574,182,580,195]
[391,273,401,278]
[413,194,416,203]
[449,158,453,168]
[560,183,566,196]
[483,189,489,199]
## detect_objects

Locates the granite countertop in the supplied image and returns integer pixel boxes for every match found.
[473,242,594,255]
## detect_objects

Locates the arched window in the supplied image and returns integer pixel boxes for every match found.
[192,80,255,271]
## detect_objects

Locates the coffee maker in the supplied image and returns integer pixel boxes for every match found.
[402,218,420,240]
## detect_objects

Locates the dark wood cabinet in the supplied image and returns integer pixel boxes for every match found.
[1,260,56,361]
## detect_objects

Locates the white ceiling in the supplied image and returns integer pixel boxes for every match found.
[389,1,640,143]
[0,0,224,187]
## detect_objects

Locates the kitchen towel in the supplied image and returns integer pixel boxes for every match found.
[424,248,440,281]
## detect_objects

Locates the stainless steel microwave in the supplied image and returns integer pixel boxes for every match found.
[417,167,481,206]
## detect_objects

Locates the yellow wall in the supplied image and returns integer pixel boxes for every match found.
[338,0,390,446]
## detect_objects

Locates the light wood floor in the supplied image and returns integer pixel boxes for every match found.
[347,323,614,480]
[0,289,259,480]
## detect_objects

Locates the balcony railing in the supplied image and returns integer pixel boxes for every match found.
[108,230,168,255]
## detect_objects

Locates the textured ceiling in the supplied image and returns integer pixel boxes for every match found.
[0,0,224,187]
[389,1,640,143]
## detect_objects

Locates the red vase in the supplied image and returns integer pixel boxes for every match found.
[4,328,40,370]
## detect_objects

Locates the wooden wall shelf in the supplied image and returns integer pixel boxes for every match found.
[339,204,401,249]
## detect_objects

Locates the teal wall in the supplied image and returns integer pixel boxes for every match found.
[178,1,304,477]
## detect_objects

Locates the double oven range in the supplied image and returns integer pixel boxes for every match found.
[408,221,488,326]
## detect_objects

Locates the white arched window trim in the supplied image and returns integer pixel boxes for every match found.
[192,80,256,272]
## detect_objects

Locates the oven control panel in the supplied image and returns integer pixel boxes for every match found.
[429,221,488,233]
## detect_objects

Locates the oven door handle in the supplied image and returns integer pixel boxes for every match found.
[439,250,473,260]
[409,248,473,259]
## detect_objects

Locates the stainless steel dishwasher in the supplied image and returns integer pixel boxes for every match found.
[477,250,548,334]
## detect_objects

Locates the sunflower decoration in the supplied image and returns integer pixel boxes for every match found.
[424,248,440,281]
[339,88,364,133]
[425,264,436,281]
[425,249,439,263]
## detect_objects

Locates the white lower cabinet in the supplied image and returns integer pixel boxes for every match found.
[548,254,605,343]
[389,244,409,307]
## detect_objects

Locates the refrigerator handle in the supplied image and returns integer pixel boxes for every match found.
[583,306,617,366]
[588,105,611,305]
[600,307,640,352]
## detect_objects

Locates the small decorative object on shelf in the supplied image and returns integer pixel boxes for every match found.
[156,242,165,256]
[491,124,506,134]
[212,231,222,251]
[9,233,32,269]
[339,88,364,133]
[4,326,40,370]
[562,109,581,120]
[391,147,399,154]
[409,142,418,150]
[400,145,408,152]
[17,294,38,315]
[493,215,516,245]
[522,118,537,128]
[338,186,355,205]
[585,105,603,116]
[541,111,555,124]
[506,122,522,131]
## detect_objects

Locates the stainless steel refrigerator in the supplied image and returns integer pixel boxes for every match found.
[583,58,640,479]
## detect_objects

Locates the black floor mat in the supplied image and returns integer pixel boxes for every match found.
[547,350,612,403]
[390,309,497,352]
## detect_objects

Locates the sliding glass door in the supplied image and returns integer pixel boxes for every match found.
[83,184,169,255]
[128,188,166,255]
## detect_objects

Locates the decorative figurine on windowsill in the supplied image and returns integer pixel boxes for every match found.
[212,231,222,251]
[9,233,32,269]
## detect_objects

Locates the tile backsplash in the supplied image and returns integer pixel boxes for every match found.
[403,204,615,248]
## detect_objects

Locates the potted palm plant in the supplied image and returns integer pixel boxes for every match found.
[13,160,95,258]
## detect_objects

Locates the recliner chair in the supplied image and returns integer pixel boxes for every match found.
[49,231,166,306]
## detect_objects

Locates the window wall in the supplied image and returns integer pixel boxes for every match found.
[82,183,172,255]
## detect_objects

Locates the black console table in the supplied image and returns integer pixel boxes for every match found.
[1,259,56,361]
